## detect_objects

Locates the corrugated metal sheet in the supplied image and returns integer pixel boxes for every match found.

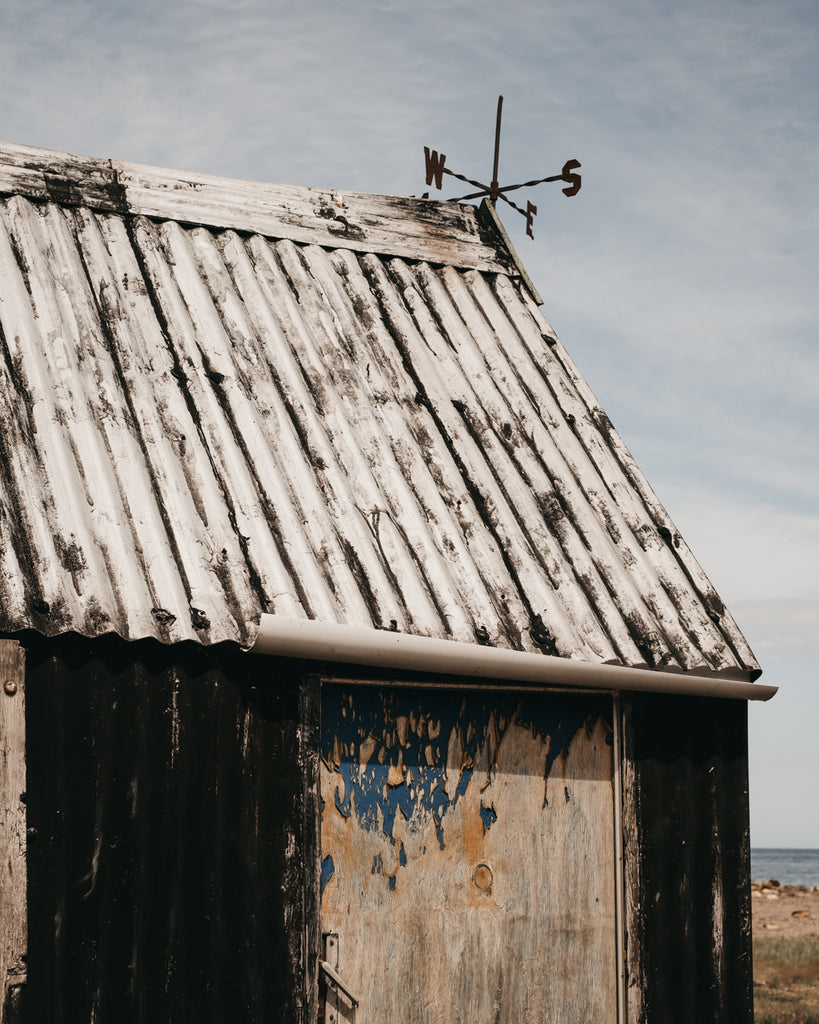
[0,143,760,678]
[623,693,753,1021]
[24,636,316,1023]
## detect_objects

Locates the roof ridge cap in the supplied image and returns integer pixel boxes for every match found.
[0,139,514,272]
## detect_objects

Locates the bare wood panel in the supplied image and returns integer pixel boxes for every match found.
[0,143,512,271]
[0,142,123,211]
[301,675,323,1024]
[117,163,511,271]
[0,640,25,1022]
[320,686,616,1024]
[620,706,644,1024]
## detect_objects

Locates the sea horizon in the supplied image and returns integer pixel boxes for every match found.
[750,848,819,887]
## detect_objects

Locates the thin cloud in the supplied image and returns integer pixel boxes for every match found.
[1,0,816,843]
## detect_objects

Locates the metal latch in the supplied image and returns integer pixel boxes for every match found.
[321,933,360,1015]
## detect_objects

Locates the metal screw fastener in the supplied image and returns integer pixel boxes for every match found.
[4,680,18,696]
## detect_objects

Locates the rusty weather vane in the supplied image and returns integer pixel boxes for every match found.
[423,96,581,239]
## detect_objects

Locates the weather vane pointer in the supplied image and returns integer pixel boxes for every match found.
[423,96,581,239]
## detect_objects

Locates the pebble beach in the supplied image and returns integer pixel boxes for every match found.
[752,879,819,938]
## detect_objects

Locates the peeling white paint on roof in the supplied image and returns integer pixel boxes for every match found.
[0,142,760,678]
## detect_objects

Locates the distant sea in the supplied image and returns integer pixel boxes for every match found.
[751,849,819,887]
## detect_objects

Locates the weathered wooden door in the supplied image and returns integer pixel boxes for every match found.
[320,683,618,1023]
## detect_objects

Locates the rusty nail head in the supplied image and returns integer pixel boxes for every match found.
[4,680,17,696]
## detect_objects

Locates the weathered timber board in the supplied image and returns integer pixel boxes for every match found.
[116,163,512,272]
[0,142,513,272]
[320,685,617,1024]
[0,640,25,1023]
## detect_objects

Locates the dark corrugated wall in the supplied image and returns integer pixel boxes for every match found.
[21,634,318,1024]
[623,693,753,1024]
[17,630,755,1023]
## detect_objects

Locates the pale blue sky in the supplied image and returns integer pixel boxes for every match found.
[2,0,817,845]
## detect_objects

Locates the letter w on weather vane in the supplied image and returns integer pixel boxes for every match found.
[423,96,581,239]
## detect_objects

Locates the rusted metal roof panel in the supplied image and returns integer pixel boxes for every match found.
[0,144,760,677]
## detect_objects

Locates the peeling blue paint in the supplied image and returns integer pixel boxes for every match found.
[321,854,335,893]
[479,802,498,832]
[516,698,610,788]
[334,788,352,818]
[516,696,610,807]
[388,875,396,891]
[322,688,492,851]
[322,687,610,863]
[454,767,473,803]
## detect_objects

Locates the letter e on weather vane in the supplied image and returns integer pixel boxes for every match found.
[525,201,537,239]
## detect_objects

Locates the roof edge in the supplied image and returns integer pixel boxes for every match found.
[0,140,514,272]
[477,199,544,305]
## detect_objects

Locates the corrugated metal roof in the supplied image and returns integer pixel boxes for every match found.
[0,142,760,677]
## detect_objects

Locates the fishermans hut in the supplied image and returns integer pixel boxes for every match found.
[0,141,775,1024]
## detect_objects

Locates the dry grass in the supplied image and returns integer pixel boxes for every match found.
[754,934,819,1023]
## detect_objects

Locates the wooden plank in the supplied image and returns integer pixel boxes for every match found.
[620,696,645,1024]
[0,142,514,271]
[115,160,512,271]
[320,685,617,1023]
[0,640,26,1022]
[0,142,125,212]
[300,676,323,1024]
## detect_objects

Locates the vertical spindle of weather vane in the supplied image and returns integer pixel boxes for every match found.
[490,95,503,204]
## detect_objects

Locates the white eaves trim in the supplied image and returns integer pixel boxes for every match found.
[251,615,777,701]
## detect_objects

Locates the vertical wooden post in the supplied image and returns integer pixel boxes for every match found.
[619,694,645,1024]
[300,675,322,1024]
[0,641,26,1023]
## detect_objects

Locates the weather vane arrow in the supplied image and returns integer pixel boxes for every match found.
[423,95,581,239]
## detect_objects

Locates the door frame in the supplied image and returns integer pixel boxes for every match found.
[311,673,627,1023]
